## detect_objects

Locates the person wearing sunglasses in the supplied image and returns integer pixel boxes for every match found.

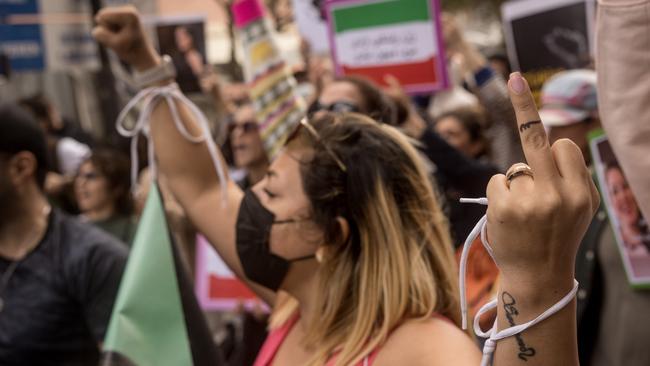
[308,75,398,125]
[75,149,137,245]
[95,6,599,366]
[227,103,270,190]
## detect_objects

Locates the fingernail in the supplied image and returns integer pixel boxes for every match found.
[509,72,525,94]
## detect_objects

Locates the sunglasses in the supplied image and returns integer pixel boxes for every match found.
[287,117,347,172]
[307,100,360,117]
[229,120,258,135]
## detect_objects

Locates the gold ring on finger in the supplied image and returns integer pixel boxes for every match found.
[506,163,534,188]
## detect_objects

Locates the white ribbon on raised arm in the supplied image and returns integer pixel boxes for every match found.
[115,83,228,202]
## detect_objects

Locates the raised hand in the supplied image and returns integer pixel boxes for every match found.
[92,5,160,71]
[486,72,600,293]
[485,71,599,365]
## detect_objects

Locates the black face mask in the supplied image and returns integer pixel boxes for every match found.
[236,189,316,291]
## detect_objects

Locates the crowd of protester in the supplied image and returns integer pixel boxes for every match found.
[1,1,649,365]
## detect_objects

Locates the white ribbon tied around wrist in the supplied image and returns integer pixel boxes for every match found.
[115,83,228,201]
[459,197,579,366]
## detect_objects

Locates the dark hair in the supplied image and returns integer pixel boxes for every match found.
[0,103,48,189]
[434,107,490,158]
[18,94,51,129]
[604,161,621,176]
[335,76,398,125]
[83,149,134,216]
[487,54,512,76]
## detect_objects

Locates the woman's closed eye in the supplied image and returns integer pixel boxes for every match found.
[264,188,278,199]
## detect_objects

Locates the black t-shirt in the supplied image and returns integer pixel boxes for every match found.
[0,209,128,366]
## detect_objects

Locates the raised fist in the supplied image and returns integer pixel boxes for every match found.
[92,5,160,71]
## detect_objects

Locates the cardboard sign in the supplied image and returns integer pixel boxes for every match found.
[194,235,262,311]
[501,0,595,100]
[324,0,448,94]
[590,131,650,288]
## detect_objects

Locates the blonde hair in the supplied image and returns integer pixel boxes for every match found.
[272,114,461,365]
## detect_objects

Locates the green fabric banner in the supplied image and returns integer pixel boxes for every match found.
[101,184,193,366]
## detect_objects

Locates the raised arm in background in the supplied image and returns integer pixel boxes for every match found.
[443,14,524,171]
[92,5,275,305]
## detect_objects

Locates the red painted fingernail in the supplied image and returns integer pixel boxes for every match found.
[509,72,525,94]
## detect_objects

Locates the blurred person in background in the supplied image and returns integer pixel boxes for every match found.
[437,13,523,172]
[18,94,94,147]
[487,54,511,82]
[0,103,127,365]
[538,69,650,366]
[228,103,270,189]
[434,107,491,161]
[19,95,93,213]
[75,149,137,245]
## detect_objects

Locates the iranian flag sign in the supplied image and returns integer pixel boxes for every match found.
[325,0,448,93]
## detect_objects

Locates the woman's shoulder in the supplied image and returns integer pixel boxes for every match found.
[373,316,481,366]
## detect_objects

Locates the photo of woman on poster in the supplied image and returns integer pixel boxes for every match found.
[592,134,650,283]
[156,19,207,93]
[604,162,650,257]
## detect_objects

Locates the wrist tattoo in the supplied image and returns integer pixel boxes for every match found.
[502,291,536,361]
[519,120,541,133]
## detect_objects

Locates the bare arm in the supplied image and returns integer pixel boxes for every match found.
[93,5,275,305]
[487,73,598,365]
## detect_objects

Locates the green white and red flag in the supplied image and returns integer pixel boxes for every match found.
[325,0,449,93]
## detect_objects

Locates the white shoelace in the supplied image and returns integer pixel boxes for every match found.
[115,83,228,201]
[458,197,579,366]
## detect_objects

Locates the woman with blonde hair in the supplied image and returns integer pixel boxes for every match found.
[94,6,599,365]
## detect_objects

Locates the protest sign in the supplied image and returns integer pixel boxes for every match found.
[324,0,448,94]
[502,0,595,101]
[0,0,100,72]
[590,131,650,288]
[155,16,207,94]
[194,235,261,311]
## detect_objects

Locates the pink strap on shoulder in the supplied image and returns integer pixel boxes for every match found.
[253,313,300,366]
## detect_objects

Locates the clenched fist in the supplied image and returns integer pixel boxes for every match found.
[92,5,160,71]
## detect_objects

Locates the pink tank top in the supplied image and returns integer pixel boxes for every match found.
[253,313,451,366]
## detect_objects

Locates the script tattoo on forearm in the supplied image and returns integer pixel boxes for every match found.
[519,120,542,133]
[502,291,536,361]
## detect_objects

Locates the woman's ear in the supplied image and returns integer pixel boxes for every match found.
[336,216,350,244]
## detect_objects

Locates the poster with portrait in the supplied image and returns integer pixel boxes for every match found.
[501,0,595,101]
[590,131,650,287]
[194,235,264,311]
[324,0,448,94]
[155,16,207,94]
